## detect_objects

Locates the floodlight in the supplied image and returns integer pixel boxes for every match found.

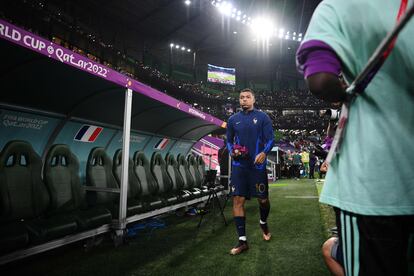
[285,35,289,39]
[293,37,296,40]
[242,20,246,24]
[236,16,240,21]
[233,31,237,34]
[231,13,235,18]
[299,33,303,37]
[184,0,191,6]
[181,47,186,50]
[187,49,191,52]
[170,43,174,47]
[298,37,302,41]
[237,10,241,15]
[218,1,232,15]
[175,45,180,48]
[250,17,274,40]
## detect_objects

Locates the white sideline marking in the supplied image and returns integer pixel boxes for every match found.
[285,196,319,199]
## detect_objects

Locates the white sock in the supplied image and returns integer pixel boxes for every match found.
[239,236,247,241]
[260,219,267,225]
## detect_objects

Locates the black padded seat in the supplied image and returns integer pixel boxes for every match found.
[24,216,78,243]
[187,155,209,195]
[0,140,77,246]
[151,152,190,204]
[165,153,192,200]
[177,154,202,197]
[133,152,164,210]
[196,155,206,184]
[86,147,142,217]
[44,144,112,230]
[196,155,224,192]
[113,149,145,214]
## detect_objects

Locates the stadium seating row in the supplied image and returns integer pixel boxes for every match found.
[0,140,220,255]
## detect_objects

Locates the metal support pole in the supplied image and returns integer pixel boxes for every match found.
[227,153,232,192]
[208,143,212,170]
[276,148,279,164]
[193,51,197,81]
[169,47,172,77]
[118,88,133,230]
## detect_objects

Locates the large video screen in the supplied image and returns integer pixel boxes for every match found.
[207,64,236,86]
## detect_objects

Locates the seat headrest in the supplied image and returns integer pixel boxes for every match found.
[177,154,187,165]
[151,152,165,166]
[114,149,122,165]
[134,151,149,167]
[166,154,175,165]
[88,147,109,167]
[0,140,40,168]
[113,149,135,167]
[187,155,196,165]
[197,156,205,166]
[45,144,77,167]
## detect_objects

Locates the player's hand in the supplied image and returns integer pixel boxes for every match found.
[254,152,266,164]
[320,161,329,173]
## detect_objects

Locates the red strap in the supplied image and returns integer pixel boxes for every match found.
[383,0,408,58]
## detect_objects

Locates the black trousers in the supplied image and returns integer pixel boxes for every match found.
[292,165,300,178]
[309,164,315,179]
[336,209,414,276]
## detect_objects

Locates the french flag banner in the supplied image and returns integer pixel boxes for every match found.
[74,125,103,142]
[154,138,169,150]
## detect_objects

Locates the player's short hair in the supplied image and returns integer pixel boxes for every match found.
[240,88,255,97]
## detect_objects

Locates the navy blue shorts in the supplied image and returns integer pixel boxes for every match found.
[230,166,268,199]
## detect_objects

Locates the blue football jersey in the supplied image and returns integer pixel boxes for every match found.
[226,109,274,170]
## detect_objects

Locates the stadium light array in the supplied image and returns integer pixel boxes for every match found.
[210,1,303,42]
[251,17,274,40]
[217,1,232,16]
[184,0,191,6]
[170,42,192,53]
